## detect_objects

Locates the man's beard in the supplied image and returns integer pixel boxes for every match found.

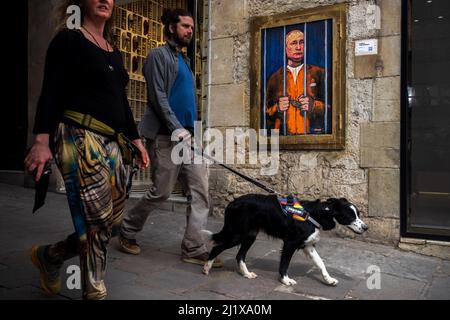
[173,32,192,47]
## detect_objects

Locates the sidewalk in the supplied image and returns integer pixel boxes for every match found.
[0,183,448,300]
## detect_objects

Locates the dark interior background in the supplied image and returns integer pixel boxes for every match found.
[1,0,28,171]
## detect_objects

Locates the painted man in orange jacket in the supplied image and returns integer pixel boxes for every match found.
[266,29,325,135]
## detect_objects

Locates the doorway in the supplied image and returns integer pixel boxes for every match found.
[0,1,28,172]
[402,0,450,240]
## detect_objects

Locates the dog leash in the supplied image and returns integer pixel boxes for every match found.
[183,139,322,229]
[182,139,281,195]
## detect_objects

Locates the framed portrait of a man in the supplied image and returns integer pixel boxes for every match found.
[250,4,347,150]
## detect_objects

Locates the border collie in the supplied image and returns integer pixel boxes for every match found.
[202,194,368,286]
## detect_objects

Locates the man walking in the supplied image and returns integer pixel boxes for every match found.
[118,8,221,268]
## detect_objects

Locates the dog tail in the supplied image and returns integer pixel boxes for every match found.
[211,222,233,245]
[211,230,227,245]
[201,229,226,245]
[200,229,214,242]
[210,201,240,245]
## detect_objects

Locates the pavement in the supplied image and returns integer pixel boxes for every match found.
[0,183,449,300]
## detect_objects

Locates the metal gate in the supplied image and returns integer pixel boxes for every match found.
[112,1,191,193]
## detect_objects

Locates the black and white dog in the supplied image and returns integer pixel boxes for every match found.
[202,194,368,286]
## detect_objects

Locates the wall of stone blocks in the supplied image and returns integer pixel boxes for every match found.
[27,0,66,192]
[204,0,402,244]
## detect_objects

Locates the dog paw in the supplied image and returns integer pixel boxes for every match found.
[280,276,297,286]
[202,266,210,275]
[324,276,339,286]
[244,272,258,279]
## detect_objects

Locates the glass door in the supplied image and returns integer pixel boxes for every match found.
[402,0,450,239]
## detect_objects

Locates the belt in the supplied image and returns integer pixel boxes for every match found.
[63,110,138,164]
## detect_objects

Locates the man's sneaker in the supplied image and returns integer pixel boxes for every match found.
[118,235,141,255]
[182,252,223,268]
[30,245,61,295]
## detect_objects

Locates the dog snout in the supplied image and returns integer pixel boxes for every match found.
[347,219,369,234]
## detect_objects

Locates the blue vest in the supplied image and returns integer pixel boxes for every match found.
[168,57,196,129]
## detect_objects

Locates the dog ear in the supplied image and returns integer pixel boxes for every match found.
[320,200,337,230]
[326,198,338,209]
[321,217,336,230]
[325,198,341,217]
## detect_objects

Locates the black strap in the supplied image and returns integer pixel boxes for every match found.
[189,144,278,195]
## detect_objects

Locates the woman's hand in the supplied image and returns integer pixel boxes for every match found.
[24,134,53,181]
[132,138,150,169]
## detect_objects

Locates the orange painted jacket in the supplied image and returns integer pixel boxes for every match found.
[266,65,325,134]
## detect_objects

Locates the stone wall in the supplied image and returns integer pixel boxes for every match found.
[28,0,58,145]
[205,0,402,245]
[27,0,66,191]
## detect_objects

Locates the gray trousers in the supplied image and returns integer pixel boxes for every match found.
[120,135,210,257]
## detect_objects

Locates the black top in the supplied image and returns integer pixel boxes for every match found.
[33,29,139,140]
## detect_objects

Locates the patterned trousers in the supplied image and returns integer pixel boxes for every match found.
[46,123,127,299]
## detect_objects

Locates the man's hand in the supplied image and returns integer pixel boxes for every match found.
[277,96,290,112]
[177,129,192,143]
[298,96,314,113]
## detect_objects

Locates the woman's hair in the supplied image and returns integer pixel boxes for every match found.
[54,0,114,42]
[161,8,193,39]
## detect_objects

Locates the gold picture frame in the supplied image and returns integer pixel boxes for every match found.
[250,4,347,150]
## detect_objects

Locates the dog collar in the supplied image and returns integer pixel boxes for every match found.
[278,197,322,229]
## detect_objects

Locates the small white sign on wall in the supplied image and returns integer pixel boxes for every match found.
[355,39,378,56]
